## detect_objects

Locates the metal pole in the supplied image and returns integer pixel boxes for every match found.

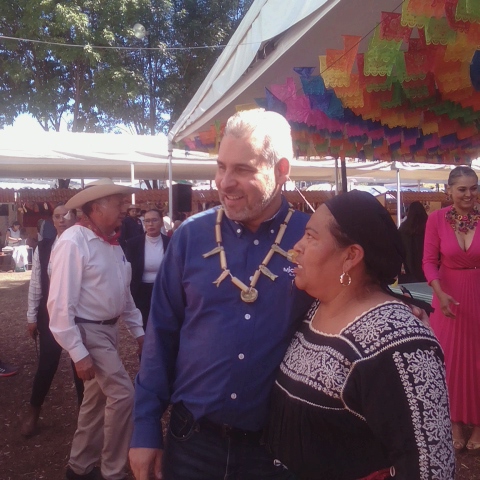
[131,163,135,205]
[396,168,401,227]
[168,144,173,224]
[340,158,348,193]
[334,158,339,195]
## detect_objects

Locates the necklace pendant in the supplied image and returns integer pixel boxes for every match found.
[241,287,258,303]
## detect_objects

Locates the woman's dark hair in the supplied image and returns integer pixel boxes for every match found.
[54,202,77,217]
[328,217,385,286]
[399,202,428,236]
[145,208,163,217]
[448,166,478,186]
[12,221,20,227]
[324,190,405,287]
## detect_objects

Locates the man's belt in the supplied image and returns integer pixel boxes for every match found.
[172,402,263,443]
[198,416,263,442]
[74,316,119,325]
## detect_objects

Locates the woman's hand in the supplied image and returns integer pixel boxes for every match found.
[437,291,459,319]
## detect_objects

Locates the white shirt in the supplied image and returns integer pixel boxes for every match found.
[27,237,58,324]
[7,227,21,246]
[48,225,144,363]
[142,234,165,283]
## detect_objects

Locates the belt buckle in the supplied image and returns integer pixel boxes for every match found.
[221,424,232,437]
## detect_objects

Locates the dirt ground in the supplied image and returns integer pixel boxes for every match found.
[1,271,480,480]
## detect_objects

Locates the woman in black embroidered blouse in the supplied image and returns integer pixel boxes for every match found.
[266,190,454,480]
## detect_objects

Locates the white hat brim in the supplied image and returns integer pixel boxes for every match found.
[66,184,138,209]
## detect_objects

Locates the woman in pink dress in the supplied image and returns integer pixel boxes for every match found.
[423,165,480,454]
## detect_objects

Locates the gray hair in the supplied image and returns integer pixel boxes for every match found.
[448,166,478,186]
[223,109,293,167]
[82,194,123,216]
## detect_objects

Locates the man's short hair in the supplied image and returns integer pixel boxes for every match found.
[82,194,121,216]
[223,109,293,167]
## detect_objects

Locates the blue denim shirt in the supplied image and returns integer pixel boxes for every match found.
[131,197,313,449]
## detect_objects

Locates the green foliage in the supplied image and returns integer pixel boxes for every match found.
[0,0,253,133]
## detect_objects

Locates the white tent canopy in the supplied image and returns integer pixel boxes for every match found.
[169,0,402,144]
[0,130,215,181]
[0,128,474,183]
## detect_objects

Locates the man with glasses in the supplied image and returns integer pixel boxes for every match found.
[125,209,170,329]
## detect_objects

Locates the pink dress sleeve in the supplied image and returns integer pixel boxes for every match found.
[423,209,441,284]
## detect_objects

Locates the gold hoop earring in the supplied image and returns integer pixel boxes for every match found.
[339,272,351,286]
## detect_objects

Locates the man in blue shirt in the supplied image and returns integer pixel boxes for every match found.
[129,109,313,479]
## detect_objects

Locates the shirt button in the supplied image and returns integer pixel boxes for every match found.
[236,228,242,234]
[244,314,251,320]
[270,229,275,234]
[238,353,245,360]
[231,393,237,400]
[253,239,259,245]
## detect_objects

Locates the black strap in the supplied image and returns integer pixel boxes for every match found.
[74,316,119,325]
[382,285,434,315]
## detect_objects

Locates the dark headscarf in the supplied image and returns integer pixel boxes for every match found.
[324,190,433,314]
[324,190,404,286]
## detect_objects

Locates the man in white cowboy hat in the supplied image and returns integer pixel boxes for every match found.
[119,203,144,251]
[48,178,145,480]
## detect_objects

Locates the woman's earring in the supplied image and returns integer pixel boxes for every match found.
[339,272,352,286]
[445,193,451,202]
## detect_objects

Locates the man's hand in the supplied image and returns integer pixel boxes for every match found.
[136,335,145,356]
[129,447,163,480]
[410,306,431,329]
[74,355,95,381]
[27,322,38,339]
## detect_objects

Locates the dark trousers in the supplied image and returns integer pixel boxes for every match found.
[30,320,84,407]
[133,282,154,330]
[163,403,297,480]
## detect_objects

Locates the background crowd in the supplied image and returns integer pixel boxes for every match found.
[1,109,479,480]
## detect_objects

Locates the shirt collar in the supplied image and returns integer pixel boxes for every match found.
[77,216,120,245]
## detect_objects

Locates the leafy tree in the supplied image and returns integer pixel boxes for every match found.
[0,0,253,134]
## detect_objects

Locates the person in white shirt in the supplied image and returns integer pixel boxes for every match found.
[47,179,145,480]
[125,209,170,329]
[5,221,21,246]
[21,204,84,437]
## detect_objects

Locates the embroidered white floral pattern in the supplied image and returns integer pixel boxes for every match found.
[280,332,351,399]
[343,302,437,356]
[393,349,453,480]
[274,301,455,478]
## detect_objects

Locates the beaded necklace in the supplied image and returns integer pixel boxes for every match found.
[445,205,479,234]
[202,206,295,303]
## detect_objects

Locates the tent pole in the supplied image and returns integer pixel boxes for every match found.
[168,144,173,225]
[334,157,339,195]
[341,158,347,193]
[131,163,136,205]
[396,168,401,227]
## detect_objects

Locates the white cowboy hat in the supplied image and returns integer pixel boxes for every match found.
[127,204,141,211]
[65,178,138,209]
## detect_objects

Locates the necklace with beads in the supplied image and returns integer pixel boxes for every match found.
[202,206,296,303]
[445,205,480,234]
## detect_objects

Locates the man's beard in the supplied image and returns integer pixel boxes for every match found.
[223,178,277,224]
